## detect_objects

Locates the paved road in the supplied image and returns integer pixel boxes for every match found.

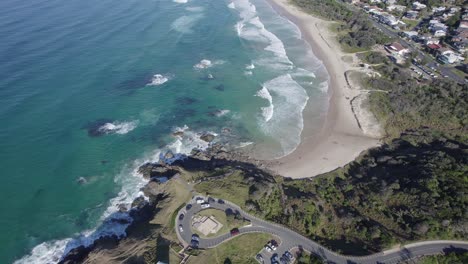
[348,5,465,84]
[176,196,468,264]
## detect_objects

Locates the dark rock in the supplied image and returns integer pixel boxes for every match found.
[190,149,212,161]
[59,246,91,264]
[142,181,161,200]
[164,151,174,160]
[200,133,215,142]
[82,118,113,137]
[213,84,225,91]
[76,177,87,185]
[177,97,197,105]
[131,196,147,209]
[118,204,128,213]
[172,131,184,137]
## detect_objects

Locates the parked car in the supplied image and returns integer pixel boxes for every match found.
[217,199,225,204]
[178,224,184,232]
[195,197,205,204]
[284,251,293,260]
[178,214,184,221]
[191,234,200,241]
[207,197,215,203]
[230,228,240,236]
[256,254,264,262]
[265,245,272,252]
[186,204,192,210]
[271,253,280,263]
[201,202,210,209]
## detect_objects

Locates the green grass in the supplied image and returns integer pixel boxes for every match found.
[401,19,420,30]
[186,233,272,264]
[194,171,250,206]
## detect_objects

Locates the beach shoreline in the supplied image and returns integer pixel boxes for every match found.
[266,0,382,178]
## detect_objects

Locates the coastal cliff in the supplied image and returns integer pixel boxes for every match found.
[60,131,467,263]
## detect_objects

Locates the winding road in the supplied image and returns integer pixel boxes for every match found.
[176,196,468,264]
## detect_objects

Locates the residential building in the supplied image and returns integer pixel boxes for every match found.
[460,21,468,29]
[387,5,406,12]
[412,1,427,10]
[405,10,419,19]
[386,42,410,55]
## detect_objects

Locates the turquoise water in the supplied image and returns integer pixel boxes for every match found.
[0,0,328,262]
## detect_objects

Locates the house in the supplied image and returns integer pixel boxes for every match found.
[459,21,468,29]
[402,31,419,39]
[437,49,464,64]
[412,1,426,10]
[426,43,442,55]
[438,52,461,64]
[433,30,447,37]
[405,10,419,19]
[432,7,446,14]
[386,42,410,55]
[387,5,406,12]
[379,13,399,26]
[425,38,440,45]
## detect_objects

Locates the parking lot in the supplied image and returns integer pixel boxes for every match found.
[254,238,296,264]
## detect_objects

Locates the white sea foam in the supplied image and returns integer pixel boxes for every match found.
[214,109,230,117]
[173,0,188,3]
[236,141,253,148]
[244,71,253,75]
[245,63,255,70]
[171,13,204,34]
[147,74,170,86]
[317,80,329,93]
[259,74,309,156]
[228,2,236,9]
[15,125,215,264]
[98,121,138,135]
[193,59,224,69]
[256,86,274,122]
[186,6,204,12]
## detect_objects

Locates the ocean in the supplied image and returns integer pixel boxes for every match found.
[0,0,329,262]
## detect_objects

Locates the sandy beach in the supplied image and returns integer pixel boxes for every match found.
[267,0,382,178]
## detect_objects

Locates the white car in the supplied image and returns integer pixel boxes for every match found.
[265,245,272,252]
[179,225,183,232]
[195,197,205,204]
[201,202,210,209]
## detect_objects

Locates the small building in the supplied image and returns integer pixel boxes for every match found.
[412,1,427,10]
[386,42,410,55]
[459,21,468,29]
[437,49,464,64]
[402,31,419,39]
[405,10,419,19]
[387,5,406,12]
[425,38,440,45]
[433,30,447,38]
[379,13,399,26]
[432,6,446,14]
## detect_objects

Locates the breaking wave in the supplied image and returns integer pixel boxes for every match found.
[98,121,138,135]
[260,74,309,156]
[193,59,225,69]
[14,126,215,264]
[147,74,171,86]
[256,86,274,122]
